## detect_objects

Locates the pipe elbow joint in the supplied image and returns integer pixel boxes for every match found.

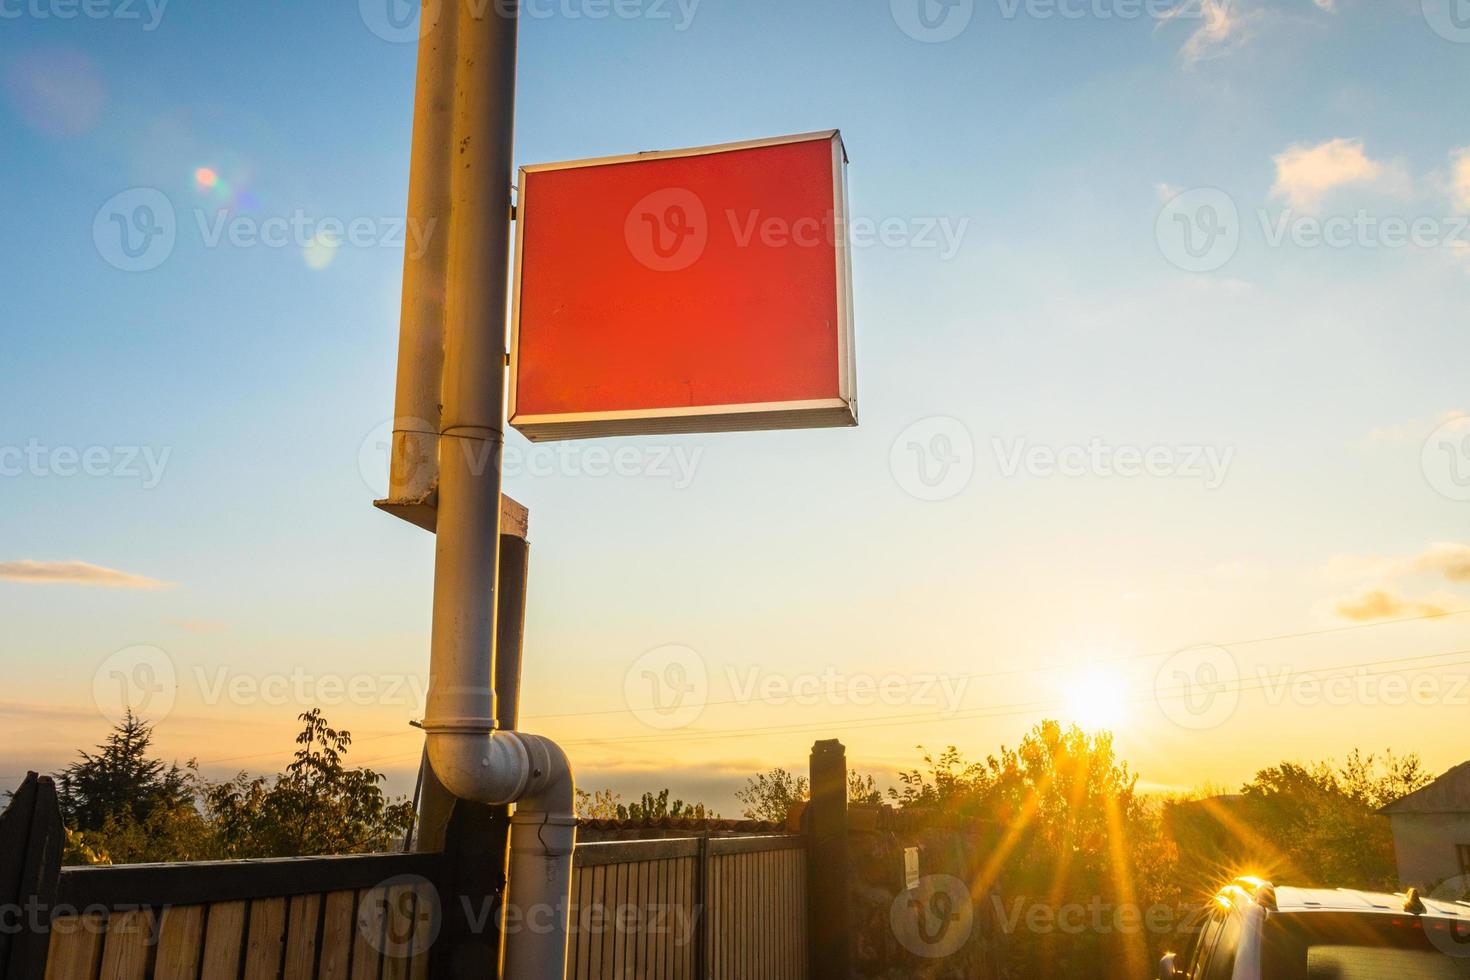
[425,729,531,805]
[424,729,574,816]
[512,732,575,815]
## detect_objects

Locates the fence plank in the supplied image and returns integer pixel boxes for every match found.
[282,892,322,980]
[154,905,205,980]
[658,857,671,980]
[634,857,648,980]
[243,897,287,980]
[42,915,104,980]
[318,890,357,980]
[200,901,247,980]
[380,882,415,980]
[0,775,40,977]
[7,775,64,980]
[351,886,385,980]
[407,880,433,980]
[573,863,592,977]
[597,863,615,980]
[98,908,153,980]
[622,860,636,980]
[683,854,697,980]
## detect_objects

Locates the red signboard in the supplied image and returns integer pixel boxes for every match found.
[508,130,856,441]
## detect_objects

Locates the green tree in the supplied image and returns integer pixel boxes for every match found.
[575,788,622,820]
[888,722,1166,980]
[55,709,189,832]
[203,709,415,858]
[1237,749,1431,889]
[53,711,219,865]
[735,767,881,822]
[735,768,809,822]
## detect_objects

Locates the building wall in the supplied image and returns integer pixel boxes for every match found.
[1389,812,1470,890]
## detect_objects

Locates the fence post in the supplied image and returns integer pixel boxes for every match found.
[0,773,64,980]
[807,739,849,980]
[694,834,711,979]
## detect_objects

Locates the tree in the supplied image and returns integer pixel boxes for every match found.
[1236,749,1431,889]
[55,709,189,832]
[735,767,880,822]
[847,769,881,806]
[575,788,622,820]
[52,709,216,864]
[614,788,716,821]
[736,768,808,822]
[886,722,1166,980]
[203,709,415,857]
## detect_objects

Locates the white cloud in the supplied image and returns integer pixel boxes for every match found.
[1332,589,1457,622]
[1271,139,1402,210]
[1409,543,1470,583]
[1320,541,1470,587]
[1364,410,1467,446]
[0,560,171,590]
[1450,147,1470,212]
[1163,0,1261,65]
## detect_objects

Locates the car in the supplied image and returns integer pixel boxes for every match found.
[1160,876,1470,979]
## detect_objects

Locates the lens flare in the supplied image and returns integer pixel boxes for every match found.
[194,167,218,190]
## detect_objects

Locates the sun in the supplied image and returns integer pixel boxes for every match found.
[1063,666,1131,733]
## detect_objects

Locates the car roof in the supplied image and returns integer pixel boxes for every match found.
[1272,886,1470,921]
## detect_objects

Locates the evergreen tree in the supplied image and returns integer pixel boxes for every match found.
[55,709,189,831]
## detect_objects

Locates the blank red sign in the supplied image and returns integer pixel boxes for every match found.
[508,130,856,441]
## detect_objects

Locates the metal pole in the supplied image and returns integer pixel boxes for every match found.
[388,0,457,506]
[423,0,519,738]
[492,535,530,730]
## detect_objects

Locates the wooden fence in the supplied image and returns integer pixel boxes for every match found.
[568,836,807,980]
[0,775,812,980]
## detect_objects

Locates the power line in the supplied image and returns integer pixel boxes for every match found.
[518,606,1470,723]
[192,728,419,768]
[180,606,1470,769]
[555,646,1470,750]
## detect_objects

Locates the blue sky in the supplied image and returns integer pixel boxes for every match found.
[4,0,1469,813]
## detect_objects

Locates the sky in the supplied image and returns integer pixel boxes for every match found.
[3,0,1469,816]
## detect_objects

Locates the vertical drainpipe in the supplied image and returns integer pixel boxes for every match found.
[419,2,578,979]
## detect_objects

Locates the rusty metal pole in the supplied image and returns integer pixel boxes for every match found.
[388,0,456,510]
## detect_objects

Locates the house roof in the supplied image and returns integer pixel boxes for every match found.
[1379,760,1470,815]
